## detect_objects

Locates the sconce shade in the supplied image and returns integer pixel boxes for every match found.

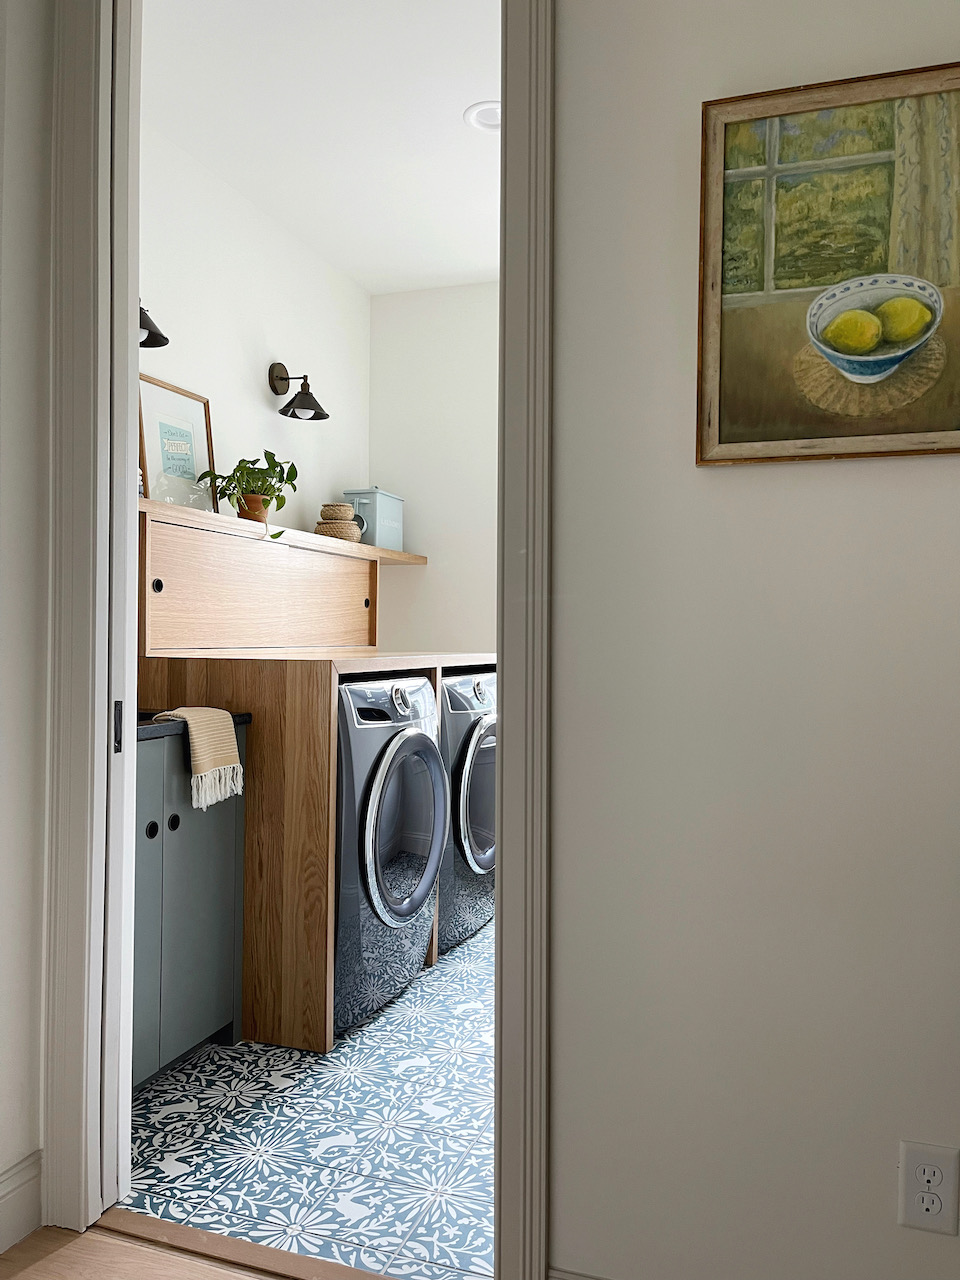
[139,304,169,348]
[280,381,329,420]
[269,362,329,420]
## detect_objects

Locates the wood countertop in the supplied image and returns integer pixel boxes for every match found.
[326,651,496,675]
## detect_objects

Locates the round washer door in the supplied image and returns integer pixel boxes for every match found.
[454,712,497,874]
[363,727,450,928]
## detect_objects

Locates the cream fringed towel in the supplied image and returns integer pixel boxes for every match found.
[153,707,244,811]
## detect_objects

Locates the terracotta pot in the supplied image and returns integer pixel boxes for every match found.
[238,493,268,523]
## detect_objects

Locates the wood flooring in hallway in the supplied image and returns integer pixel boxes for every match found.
[0,1221,372,1280]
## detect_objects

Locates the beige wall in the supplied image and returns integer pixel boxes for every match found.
[550,6,960,1280]
[370,283,498,653]
[0,0,51,1249]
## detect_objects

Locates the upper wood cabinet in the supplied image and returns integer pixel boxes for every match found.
[138,498,426,657]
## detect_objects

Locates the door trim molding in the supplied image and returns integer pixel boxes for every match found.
[45,0,557,1267]
[497,1,554,1278]
[43,0,114,1232]
[100,0,143,1209]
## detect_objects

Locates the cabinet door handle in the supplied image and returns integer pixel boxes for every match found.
[167,813,181,831]
[145,820,159,840]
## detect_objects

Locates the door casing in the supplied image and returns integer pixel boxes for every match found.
[41,3,554,1279]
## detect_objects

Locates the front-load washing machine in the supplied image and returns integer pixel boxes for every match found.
[335,675,450,1035]
[438,669,497,953]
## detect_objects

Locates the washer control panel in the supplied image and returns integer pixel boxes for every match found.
[443,671,497,714]
[344,676,436,729]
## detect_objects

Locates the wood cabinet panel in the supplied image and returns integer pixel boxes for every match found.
[143,520,376,654]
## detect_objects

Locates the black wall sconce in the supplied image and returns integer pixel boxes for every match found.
[139,301,169,348]
[269,362,330,421]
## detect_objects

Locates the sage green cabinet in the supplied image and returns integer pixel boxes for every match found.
[133,726,245,1088]
[133,739,164,1086]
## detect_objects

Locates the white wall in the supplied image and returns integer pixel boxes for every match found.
[551,7,960,1280]
[138,130,370,533]
[369,282,498,652]
[0,0,51,1250]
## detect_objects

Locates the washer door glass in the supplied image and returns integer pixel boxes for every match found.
[364,728,449,927]
[455,713,497,874]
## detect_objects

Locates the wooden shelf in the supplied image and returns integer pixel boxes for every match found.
[138,498,426,565]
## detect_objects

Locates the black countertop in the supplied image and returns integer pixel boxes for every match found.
[137,712,252,741]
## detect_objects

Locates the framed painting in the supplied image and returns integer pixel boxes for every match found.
[698,61,960,464]
[139,374,218,510]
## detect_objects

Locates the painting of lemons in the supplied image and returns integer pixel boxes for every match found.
[699,64,960,462]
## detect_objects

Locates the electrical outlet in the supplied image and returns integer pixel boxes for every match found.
[916,1193,943,1215]
[899,1142,960,1235]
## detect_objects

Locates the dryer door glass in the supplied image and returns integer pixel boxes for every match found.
[455,713,497,874]
[364,728,449,927]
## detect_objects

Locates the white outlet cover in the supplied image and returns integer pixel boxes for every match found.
[899,1141,960,1235]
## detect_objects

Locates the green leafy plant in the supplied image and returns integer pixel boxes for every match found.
[198,451,298,539]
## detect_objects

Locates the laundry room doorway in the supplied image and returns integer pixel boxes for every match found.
[47,2,550,1278]
[123,2,502,1271]
[41,1,551,1278]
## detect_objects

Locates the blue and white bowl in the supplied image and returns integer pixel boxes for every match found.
[806,274,942,384]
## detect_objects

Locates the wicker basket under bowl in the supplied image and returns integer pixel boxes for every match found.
[320,503,356,522]
[314,518,362,543]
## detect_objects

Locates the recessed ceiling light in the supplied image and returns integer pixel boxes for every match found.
[464,100,501,132]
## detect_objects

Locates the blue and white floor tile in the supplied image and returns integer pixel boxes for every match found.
[123,920,495,1277]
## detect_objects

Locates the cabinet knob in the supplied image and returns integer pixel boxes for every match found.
[145,820,159,840]
[152,578,164,593]
[167,813,180,831]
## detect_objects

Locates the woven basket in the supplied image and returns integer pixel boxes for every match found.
[315,519,362,542]
[320,503,356,522]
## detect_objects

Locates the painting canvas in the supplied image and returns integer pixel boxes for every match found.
[698,62,960,462]
[139,374,218,511]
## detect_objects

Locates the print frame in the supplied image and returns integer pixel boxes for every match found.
[139,373,218,510]
[698,60,960,464]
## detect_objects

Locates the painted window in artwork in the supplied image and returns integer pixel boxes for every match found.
[773,164,894,289]
[722,180,765,293]
[724,119,766,170]
[777,103,894,163]
[721,99,896,298]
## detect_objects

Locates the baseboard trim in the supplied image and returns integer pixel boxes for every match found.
[549,1267,613,1280]
[0,1151,42,1253]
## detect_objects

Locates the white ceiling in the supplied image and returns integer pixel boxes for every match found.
[140,0,501,294]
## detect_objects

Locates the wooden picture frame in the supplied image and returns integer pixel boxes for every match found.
[699,60,960,464]
[138,374,218,510]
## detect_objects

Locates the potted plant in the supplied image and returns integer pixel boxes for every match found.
[198,451,298,538]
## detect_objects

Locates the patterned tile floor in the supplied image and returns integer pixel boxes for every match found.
[122,921,495,1278]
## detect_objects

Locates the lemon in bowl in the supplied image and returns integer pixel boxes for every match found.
[822,309,882,355]
[875,296,933,344]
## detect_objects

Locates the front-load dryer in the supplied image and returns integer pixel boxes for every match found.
[335,675,450,1035]
[438,669,497,953]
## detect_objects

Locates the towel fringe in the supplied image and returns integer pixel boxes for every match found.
[191,763,244,812]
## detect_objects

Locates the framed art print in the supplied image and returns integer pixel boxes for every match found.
[139,374,218,510]
[698,61,960,463]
